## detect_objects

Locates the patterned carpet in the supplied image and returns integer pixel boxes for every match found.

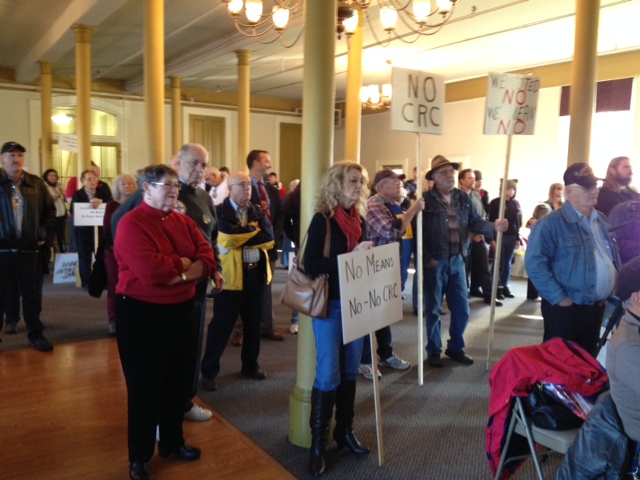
[2,270,567,479]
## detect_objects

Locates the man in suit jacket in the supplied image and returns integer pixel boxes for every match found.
[247,150,284,341]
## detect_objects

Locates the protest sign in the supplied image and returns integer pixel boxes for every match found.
[53,253,78,284]
[391,67,445,135]
[484,72,540,135]
[338,243,403,344]
[74,203,106,226]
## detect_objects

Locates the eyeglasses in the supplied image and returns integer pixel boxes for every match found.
[230,182,252,188]
[150,181,182,190]
[390,180,403,187]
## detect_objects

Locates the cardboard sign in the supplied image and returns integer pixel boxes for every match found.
[338,243,403,344]
[391,67,445,135]
[53,253,78,284]
[74,203,106,226]
[58,134,78,153]
[484,72,540,135]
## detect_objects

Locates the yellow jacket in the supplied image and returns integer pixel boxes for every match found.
[218,225,274,291]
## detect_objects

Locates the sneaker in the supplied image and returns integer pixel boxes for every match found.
[4,323,17,334]
[380,352,411,370]
[289,324,299,335]
[358,364,382,381]
[184,404,213,422]
[28,336,54,352]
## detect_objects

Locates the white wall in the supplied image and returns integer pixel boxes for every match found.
[338,86,566,220]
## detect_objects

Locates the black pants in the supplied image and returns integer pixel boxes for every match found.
[541,299,605,356]
[200,266,265,379]
[0,251,44,340]
[116,295,196,464]
[76,226,98,287]
[361,327,393,364]
[469,240,492,298]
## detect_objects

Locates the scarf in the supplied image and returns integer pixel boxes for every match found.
[333,206,362,252]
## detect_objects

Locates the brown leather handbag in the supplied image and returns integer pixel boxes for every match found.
[280,217,330,319]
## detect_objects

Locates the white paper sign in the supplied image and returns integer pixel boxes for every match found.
[484,72,541,135]
[338,243,403,344]
[53,253,78,284]
[391,67,445,135]
[58,134,78,152]
[74,203,106,226]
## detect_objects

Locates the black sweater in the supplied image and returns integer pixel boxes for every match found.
[303,210,366,300]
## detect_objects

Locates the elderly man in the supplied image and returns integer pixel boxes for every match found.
[206,166,228,206]
[200,172,274,391]
[358,169,425,380]
[0,141,56,351]
[526,163,620,355]
[421,156,508,367]
[597,156,639,216]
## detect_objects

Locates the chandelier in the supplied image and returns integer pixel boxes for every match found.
[360,83,392,109]
[338,0,461,44]
[220,0,304,45]
[221,0,461,45]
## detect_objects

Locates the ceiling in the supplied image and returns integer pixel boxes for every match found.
[1,0,640,104]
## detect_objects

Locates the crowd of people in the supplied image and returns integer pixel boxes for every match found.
[2,140,639,478]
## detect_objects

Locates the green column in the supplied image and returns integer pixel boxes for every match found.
[288,0,337,448]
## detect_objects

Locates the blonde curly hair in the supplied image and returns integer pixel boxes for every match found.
[314,161,369,218]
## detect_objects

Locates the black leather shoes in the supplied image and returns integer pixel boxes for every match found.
[28,336,54,352]
[241,368,267,380]
[129,462,149,480]
[159,442,201,461]
[444,349,474,365]
[426,354,443,368]
[484,297,503,307]
[502,286,515,298]
[201,376,217,392]
[469,289,484,298]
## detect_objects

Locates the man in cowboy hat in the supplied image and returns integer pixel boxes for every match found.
[421,155,508,367]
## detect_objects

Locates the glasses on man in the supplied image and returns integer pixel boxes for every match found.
[150,181,182,190]
[230,182,252,188]
[390,180,403,187]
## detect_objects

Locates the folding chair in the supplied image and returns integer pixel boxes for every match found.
[494,397,580,480]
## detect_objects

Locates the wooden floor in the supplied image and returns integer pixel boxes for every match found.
[0,339,295,480]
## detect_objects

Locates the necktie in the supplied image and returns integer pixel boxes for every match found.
[258,181,272,222]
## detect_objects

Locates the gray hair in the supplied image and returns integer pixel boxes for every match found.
[112,173,137,201]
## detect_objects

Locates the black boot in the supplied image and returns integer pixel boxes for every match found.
[308,388,335,477]
[333,380,369,455]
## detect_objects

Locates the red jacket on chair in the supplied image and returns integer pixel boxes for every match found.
[486,338,608,479]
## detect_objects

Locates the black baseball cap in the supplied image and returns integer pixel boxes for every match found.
[1,142,26,154]
[563,163,601,188]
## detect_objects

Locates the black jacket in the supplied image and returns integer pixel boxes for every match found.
[0,170,56,251]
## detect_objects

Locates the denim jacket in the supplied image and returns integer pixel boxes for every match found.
[525,201,620,305]
[421,188,495,265]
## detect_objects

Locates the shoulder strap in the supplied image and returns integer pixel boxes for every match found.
[323,215,331,258]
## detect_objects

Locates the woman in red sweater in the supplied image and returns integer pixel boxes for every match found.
[114,164,216,480]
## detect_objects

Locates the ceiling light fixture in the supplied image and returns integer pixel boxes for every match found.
[360,59,393,110]
[338,0,461,44]
[220,0,304,46]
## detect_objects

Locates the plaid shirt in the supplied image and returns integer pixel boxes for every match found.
[366,195,403,247]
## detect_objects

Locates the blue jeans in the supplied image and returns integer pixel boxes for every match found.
[312,300,363,392]
[423,254,469,355]
[497,234,517,287]
[401,238,414,291]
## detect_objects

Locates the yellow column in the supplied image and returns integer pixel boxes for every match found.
[171,76,183,155]
[237,50,251,171]
[344,9,364,163]
[73,25,93,176]
[40,61,53,172]
[567,0,600,166]
[144,0,166,164]
[288,0,337,448]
